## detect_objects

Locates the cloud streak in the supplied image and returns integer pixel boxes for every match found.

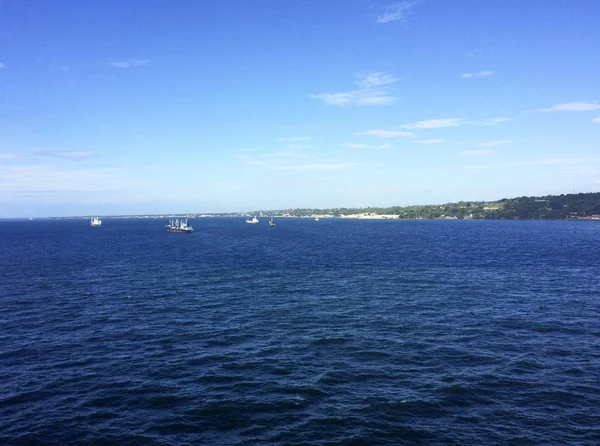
[312,72,398,106]
[539,102,600,112]
[376,1,421,24]
[462,71,493,79]
[341,142,391,150]
[279,136,311,142]
[0,63,6,69]
[0,165,141,196]
[413,139,444,144]
[459,150,494,156]
[592,116,600,123]
[464,157,600,170]
[0,151,94,161]
[240,151,364,172]
[109,59,151,69]
[476,140,511,147]
[402,118,464,129]
[402,117,510,129]
[359,129,415,138]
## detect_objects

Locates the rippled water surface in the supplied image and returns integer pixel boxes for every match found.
[1,218,599,445]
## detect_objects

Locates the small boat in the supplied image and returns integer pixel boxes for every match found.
[166,218,193,233]
[268,216,275,227]
[315,217,320,222]
[90,216,102,227]
[246,216,259,224]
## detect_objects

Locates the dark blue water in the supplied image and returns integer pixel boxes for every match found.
[1,218,599,445]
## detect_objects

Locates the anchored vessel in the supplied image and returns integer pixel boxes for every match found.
[166,218,193,233]
[268,216,275,227]
[246,216,259,224]
[90,216,102,227]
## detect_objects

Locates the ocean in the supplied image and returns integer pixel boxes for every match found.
[1,218,599,445]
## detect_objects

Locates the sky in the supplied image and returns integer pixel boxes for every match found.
[1,0,599,217]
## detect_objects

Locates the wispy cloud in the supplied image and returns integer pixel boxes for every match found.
[0,165,141,196]
[539,101,600,112]
[359,129,415,138]
[459,150,495,156]
[0,151,93,161]
[413,139,444,144]
[462,71,493,79]
[355,72,399,88]
[464,157,599,170]
[592,116,600,123]
[0,153,21,160]
[476,140,511,147]
[41,151,94,160]
[480,117,511,125]
[279,136,311,142]
[109,59,151,69]
[0,63,6,69]
[341,142,391,149]
[288,144,316,149]
[402,117,510,129]
[240,151,364,172]
[402,118,464,129]
[311,72,398,106]
[376,1,421,24]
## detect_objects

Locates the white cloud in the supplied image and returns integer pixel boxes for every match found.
[459,150,494,156]
[311,72,398,106]
[479,117,511,125]
[462,71,493,79]
[41,151,94,160]
[402,117,510,129]
[0,63,6,69]
[342,143,369,149]
[592,116,600,124]
[0,153,22,160]
[0,151,93,161]
[341,142,391,149]
[403,118,464,129]
[476,140,511,147]
[279,136,311,142]
[109,59,151,69]
[288,144,316,149]
[0,164,141,196]
[376,1,421,23]
[312,89,396,106]
[359,129,415,138]
[240,151,364,172]
[413,139,444,144]
[464,157,599,170]
[355,72,399,88]
[540,101,600,112]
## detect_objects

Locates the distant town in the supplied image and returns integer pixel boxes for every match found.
[46,191,600,221]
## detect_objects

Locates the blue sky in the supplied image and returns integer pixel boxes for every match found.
[1,0,599,217]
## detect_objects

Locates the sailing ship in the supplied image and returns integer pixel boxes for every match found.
[90,216,102,227]
[246,216,259,224]
[268,216,275,227]
[166,218,193,233]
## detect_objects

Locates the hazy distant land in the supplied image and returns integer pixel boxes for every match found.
[43,192,600,221]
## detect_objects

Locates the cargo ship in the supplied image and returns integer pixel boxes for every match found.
[166,218,193,233]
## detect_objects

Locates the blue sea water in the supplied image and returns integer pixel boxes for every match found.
[1,218,599,445]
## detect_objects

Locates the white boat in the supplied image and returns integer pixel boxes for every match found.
[268,216,275,227]
[90,216,102,227]
[315,217,320,222]
[166,218,193,233]
[246,216,259,224]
